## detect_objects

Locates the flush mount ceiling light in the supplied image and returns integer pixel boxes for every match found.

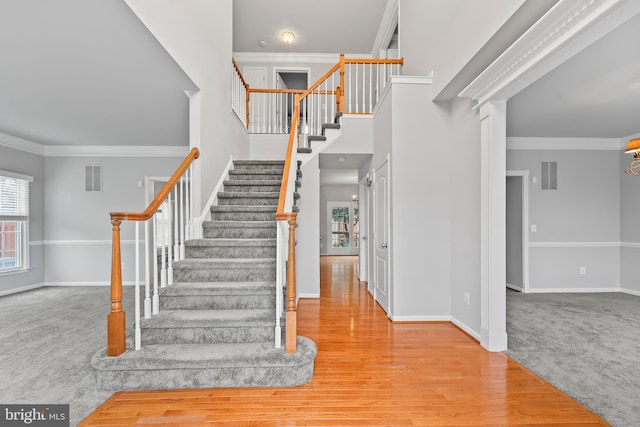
[281,31,296,45]
[625,138,640,176]
[337,156,346,163]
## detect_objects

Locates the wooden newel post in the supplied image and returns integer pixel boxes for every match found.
[107,219,126,356]
[285,215,298,353]
[245,89,251,129]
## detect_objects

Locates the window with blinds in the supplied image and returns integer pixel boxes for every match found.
[0,171,33,272]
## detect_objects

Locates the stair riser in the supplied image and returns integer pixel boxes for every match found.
[186,246,276,259]
[228,174,282,181]
[224,185,281,193]
[142,325,274,345]
[159,294,275,310]
[210,212,275,221]
[218,197,279,206]
[96,363,314,391]
[173,267,276,282]
[203,228,276,239]
[232,165,284,171]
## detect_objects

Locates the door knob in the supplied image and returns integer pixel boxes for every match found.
[381,243,388,249]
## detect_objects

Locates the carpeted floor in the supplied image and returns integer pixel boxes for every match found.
[506,290,640,427]
[0,286,135,426]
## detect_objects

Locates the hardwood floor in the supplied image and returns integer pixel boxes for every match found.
[81,256,610,426]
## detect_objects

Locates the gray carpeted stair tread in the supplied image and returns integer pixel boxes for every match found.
[211,205,277,213]
[174,258,275,268]
[218,192,279,198]
[186,238,276,247]
[93,337,316,371]
[161,281,275,295]
[224,180,281,186]
[203,221,275,228]
[141,309,275,328]
[233,160,285,167]
[308,135,326,142]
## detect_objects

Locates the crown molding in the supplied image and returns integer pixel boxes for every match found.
[233,52,371,64]
[507,136,624,150]
[0,132,46,156]
[44,145,189,157]
[460,0,639,106]
[371,0,398,57]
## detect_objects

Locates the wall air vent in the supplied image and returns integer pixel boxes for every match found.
[85,165,102,192]
[541,161,557,191]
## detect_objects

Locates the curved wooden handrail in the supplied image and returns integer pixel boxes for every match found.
[276,96,300,217]
[110,148,200,222]
[232,58,249,90]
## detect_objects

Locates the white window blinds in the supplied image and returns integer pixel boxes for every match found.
[0,171,33,220]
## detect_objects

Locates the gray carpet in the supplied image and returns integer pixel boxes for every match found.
[506,291,640,427]
[0,286,135,426]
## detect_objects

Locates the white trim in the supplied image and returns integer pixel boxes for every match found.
[529,241,621,248]
[44,145,189,157]
[507,137,623,150]
[0,170,34,182]
[621,242,640,249]
[527,286,620,293]
[298,293,320,299]
[390,315,451,322]
[506,170,530,292]
[390,75,433,85]
[45,281,137,287]
[0,283,44,296]
[371,0,398,57]
[0,132,46,156]
[451,317,482,341]
[621,288,640,297]
[506,283,524,292]
[233,52,369,64]
[460,0,639,106]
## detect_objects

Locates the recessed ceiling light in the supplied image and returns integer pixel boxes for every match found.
[281,31,296,45]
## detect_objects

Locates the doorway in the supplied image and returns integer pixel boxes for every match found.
[506,171,530,292]
[326,201,359,256]
[372,157,390,315]
[274,68,309,134]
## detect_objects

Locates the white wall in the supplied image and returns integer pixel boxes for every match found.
[249,134,289,160]
[0,145,45,294]
[297,157,321,298]
[125,0,249,216]
[507,149,621,291]
[43,155,184,284]
[449,97,481,336]
[399,0,525,96]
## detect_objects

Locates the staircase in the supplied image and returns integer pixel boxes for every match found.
[92,160,317,391]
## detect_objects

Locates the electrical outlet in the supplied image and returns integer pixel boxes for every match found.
[580,266,586,275]
[464,292,470,306]
[530,224,537,233]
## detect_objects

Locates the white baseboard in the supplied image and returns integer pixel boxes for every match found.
[451,317,481,341]
[298,293,320,299]
[390,314,451,322]
[526,286,620,293]
[506,283,523,292]
[621,288,640,296]
[0,283,44,296]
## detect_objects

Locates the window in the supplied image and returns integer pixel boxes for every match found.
[0,171,33,273]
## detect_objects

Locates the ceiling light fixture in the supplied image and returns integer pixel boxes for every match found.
[625,138,640,176]
[281,31,296,45]
[337,156,346,163]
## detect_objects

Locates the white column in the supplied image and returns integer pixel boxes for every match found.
[480,100,507,352]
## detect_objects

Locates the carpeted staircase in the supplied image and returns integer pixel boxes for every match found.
[92,160,317,391]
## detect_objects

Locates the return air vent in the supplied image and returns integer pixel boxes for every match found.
[85,165,102,192]
[541,161,557,191]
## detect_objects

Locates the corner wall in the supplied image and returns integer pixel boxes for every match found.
[620,150,640,294]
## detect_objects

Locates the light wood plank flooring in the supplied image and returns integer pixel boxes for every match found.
[81,256,609,426]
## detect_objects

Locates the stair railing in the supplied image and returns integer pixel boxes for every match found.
[107,148,199,357]
[233,55,403,138]
[275,96,300,353]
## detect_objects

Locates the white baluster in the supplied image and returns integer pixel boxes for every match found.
[180,176,185,260]
[369,64,372,112]
[167,193,173,286]
[152,213,159,315]
[348,63,352,112]
[144,219,151,319]
[160,208,167,288]
[376,64,380,105]
[186,166,192,241]
[173,187,179,262]
[134,222,141,350]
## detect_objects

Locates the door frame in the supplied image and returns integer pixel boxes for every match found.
[326,201,358,256]
[506,170,530,293]
[372,156,391,316]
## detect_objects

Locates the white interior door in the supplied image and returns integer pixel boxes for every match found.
[373,158,390,314]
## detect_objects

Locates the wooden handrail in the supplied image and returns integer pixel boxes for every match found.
[299,63,341,100]
[108,147,200,356]
[110,148,200,222]
[344,58,405,65]
[276,97,300,217]
[232,58,249,90]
